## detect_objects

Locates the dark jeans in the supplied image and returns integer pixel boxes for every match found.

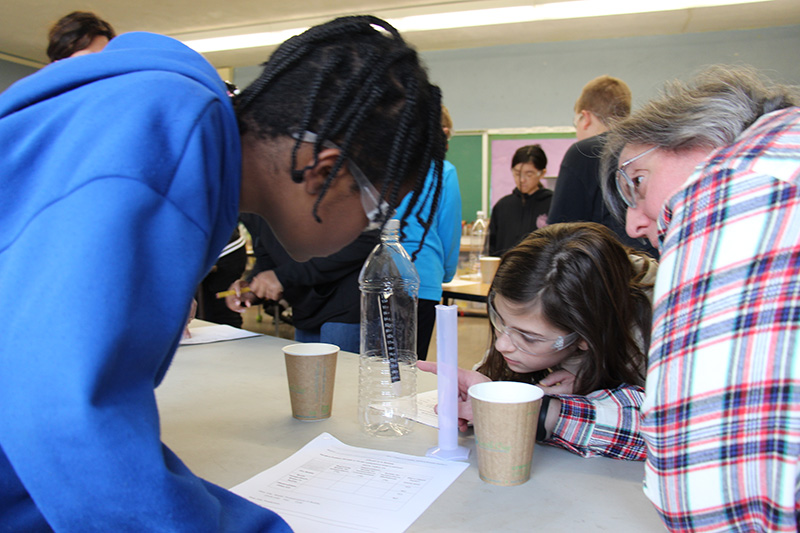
[295,300,437,360]
[417,298,438,361]
[295,322,360,354]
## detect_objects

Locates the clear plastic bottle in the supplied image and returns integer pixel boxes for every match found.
[358,219,419,437]
[469,210,488,275]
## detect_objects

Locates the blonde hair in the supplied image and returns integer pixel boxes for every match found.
[574,75,631,127]
[441,105,453,139]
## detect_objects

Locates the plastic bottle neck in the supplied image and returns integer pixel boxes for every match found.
[381,219,401,243]
[381,229,399,243]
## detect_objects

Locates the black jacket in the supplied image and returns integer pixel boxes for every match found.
[488,187,553,256]
[548,133,659,258]
[240,213,379,330]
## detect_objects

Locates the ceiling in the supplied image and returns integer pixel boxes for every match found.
[2,0,799,69]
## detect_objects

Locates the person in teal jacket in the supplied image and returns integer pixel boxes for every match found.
[0,16,445,531]
[393,106,462,359]
[395,160,462,360]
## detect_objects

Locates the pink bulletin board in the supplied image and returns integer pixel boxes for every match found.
[490,135,576,210]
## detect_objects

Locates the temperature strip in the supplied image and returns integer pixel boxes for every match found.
[378,291,401,385]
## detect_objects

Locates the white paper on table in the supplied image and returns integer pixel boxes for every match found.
[179,323,261,345]
[366,390,438,428]
[410,389,439,428]
[231,432,468,533]
[442,277,481,288]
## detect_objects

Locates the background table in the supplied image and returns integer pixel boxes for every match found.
[157,324,664,532]
[441,279,491,305]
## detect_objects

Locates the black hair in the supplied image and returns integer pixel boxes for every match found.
[47,11,115,62]
[511,144,547,171]
[235,15,445,248]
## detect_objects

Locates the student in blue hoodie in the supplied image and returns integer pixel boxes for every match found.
[393,105,462,360]
[0,15,445,532]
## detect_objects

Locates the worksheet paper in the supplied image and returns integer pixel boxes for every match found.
[412,389,440,428]
[231,432,468,533]
[179,323,261,345]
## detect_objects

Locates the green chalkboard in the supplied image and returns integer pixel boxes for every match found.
[446,134,483,223]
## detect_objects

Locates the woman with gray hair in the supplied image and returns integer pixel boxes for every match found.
[600,66,800,532]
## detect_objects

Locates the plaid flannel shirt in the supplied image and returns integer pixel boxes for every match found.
[642,107,800,532]
[549,384,647,461]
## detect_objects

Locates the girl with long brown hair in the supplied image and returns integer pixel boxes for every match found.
[420,222,656,460]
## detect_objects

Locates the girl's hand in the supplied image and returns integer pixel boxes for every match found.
[418,360,491,431]
[537,368,577,395]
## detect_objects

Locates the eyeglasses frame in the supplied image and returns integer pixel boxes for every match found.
[615,145,658,209]
[487,293,579,356]
[291,130,391,230]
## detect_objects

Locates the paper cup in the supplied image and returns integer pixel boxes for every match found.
[282,343,338,421]
[479,257,501,283]
[468,381,544,486]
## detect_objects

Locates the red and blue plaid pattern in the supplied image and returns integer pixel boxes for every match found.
[549,384,647,461]
[642,107,800,532]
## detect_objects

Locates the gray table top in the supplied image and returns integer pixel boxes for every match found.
[157,324,664,532]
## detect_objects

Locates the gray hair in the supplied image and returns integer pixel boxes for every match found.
[601,65,800,222]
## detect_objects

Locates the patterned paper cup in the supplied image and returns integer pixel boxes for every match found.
[282,343,339,421]
[468,381,543,486]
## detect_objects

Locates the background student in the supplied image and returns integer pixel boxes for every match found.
[47,10,115,61]
[226,213,377,353]
[601,65,800,532]
[421,222,656,460]
[0,16,445,531]
[195,228,248,327]
[394,105,462,360]
[548,75,658,257]
[487,144,552,257]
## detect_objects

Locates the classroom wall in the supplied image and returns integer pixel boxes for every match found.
[423,25,800,130]
[3,24,796,222]
[0,58,38,92]
[233,25,800,221]
[235,25,800,131]
[3,24,797,114]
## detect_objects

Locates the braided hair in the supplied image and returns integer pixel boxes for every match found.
[236,16,446,242]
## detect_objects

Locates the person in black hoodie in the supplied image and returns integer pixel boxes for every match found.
[488,144,553,256]
[226,213,378,353]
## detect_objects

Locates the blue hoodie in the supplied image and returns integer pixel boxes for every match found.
[393,161,462,301]
[0,33,290,531]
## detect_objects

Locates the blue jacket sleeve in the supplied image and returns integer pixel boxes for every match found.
[436,161,463,283]
[0,104,289,531]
